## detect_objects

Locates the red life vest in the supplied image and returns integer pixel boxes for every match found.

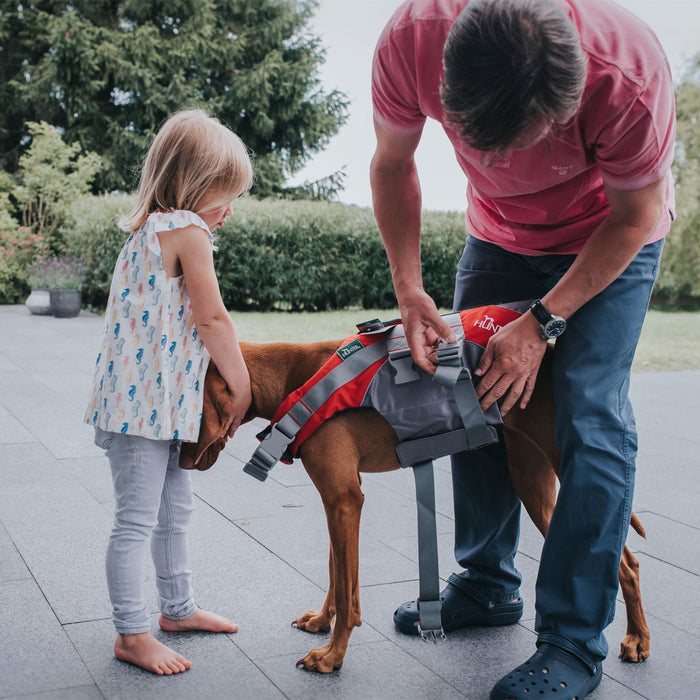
[245,305,523,480]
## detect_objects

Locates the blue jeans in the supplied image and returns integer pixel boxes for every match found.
[450,236,663,668]
[95,428,197,635]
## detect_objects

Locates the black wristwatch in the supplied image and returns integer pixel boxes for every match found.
[530,299,567,339]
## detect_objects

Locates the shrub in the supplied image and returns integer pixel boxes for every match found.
[61,193,132,308]
[652,171,700,309]
[13,121,101,244]
[57,195,467,311]
[0,226,45,303]
[38,192,700,312]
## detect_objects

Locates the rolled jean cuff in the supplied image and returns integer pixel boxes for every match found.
[160,599,197,621]
[114,619,152,636]
[451,571,520,607]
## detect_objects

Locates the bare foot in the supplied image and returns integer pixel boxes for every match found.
[159,609,238,634]
[114,632,191,675]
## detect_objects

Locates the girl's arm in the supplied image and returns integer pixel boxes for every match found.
[162,224,251,435]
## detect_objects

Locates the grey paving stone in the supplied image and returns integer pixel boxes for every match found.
[604,600,700,700]
[628,553,700,638]
[66,616,284,700]
[61,454,115,505]
[0,523,30,583]
[190,451,318,522]
[3,687,104,700]
[185,502,383,661]
[1,307,698,700]
[0,413,35,444]
[631,511,700,574]
[356,578,538,698]
[256,641,466,699]
[0,442,60,486]
[0,580,93,698]
[0,478,116,624]
[233,499,421,589]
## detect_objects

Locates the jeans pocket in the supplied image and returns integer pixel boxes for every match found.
[94,427,115,451]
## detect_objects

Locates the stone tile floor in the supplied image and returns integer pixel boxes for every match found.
[1,305,698,699]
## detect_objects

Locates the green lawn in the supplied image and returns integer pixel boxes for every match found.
[232,308,700,372]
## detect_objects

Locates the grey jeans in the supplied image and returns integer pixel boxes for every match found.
[95,428,197,635]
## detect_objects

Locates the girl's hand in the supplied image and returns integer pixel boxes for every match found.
[224,380,252,438]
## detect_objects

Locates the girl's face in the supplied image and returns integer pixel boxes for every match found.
[196,191,235,232]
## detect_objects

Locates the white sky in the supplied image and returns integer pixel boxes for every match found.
[289,0,700,211]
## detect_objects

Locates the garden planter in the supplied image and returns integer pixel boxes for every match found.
[50,289,82,318]
[26,289,53,315]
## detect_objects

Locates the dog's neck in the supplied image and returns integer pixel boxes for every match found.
[241,340,340,421]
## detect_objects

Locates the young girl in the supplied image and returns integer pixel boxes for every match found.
[85,109,253,675]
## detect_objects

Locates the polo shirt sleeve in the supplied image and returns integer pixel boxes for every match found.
[371,17,427,135]
[593,64,676,191]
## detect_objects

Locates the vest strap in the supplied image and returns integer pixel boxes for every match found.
[412,459,445,641]
[243,339,389,481]
[433,340,493,450]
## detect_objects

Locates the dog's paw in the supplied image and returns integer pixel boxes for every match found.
[619,634,650,662]
[292,610,332,634]
[296,645,343,673]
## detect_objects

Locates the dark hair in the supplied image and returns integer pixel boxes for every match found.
[441,0,587,152]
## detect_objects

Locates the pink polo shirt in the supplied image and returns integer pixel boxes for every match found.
[372,0,676,255]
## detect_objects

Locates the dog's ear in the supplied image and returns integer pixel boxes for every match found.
[179,362,233,471]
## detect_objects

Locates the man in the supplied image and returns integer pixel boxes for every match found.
[370,0,675,698]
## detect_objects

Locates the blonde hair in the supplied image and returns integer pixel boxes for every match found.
[120,109,253,232]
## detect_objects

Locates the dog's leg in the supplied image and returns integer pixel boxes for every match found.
[618,515,651,662]
[294,417,379,673]
[292,545,336,633]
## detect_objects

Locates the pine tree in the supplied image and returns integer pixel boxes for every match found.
[0,0,348,197]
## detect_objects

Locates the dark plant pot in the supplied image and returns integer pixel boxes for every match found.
[26,289,53,315]
[50,289,82,318]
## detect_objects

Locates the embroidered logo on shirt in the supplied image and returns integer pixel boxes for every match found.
[551,164,575,176]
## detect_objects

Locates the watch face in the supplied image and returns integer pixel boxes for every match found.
[544,318,567,338]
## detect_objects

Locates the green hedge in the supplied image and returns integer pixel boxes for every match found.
[652,173,700,308]
[62,195,467,311]
[12,192,699,311]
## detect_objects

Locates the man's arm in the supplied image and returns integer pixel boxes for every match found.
[475,176,667,415]
[370,118,456,373]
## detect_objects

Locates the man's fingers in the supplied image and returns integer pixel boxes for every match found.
[433,317,457,344]
[517,378,536,411]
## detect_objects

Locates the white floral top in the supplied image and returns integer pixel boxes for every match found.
[85,210,213,442]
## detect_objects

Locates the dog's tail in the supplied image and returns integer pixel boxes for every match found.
[630,512,646,539]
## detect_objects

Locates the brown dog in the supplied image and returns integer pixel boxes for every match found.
[181,340,650,673]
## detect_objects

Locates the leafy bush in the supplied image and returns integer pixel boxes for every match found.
[61,193,132,308]
[57,195,466,311]
[0,226,44,303]
[18,192,699,311]
[13,121,101,244]
[215,198,465,311]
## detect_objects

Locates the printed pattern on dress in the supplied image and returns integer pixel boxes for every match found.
[85,210,213,442]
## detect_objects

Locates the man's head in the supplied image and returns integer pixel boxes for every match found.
[441,0,586,152]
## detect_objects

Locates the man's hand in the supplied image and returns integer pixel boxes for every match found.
[399,290,457,374]
[474,312,546,415]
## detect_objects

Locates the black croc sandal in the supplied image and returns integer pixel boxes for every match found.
[393,573,523,636]
[490,643,603,699]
